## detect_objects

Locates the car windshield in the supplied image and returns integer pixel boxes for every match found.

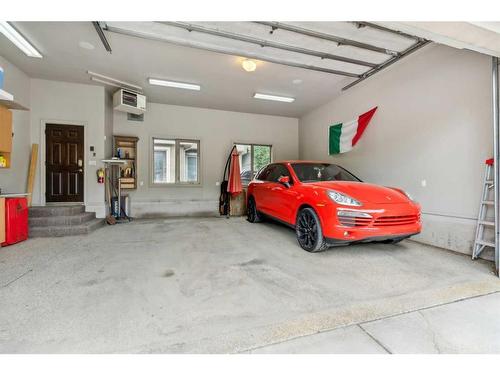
[291,163,361,183]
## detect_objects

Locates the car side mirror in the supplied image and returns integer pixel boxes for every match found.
[278,176,291,188]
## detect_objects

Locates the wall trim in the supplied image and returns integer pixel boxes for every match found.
[130,199,219,218]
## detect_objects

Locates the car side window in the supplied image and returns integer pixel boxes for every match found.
[267,164,291,183]
[256,165,274,181]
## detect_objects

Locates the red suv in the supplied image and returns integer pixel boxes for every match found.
[246,161,421,252]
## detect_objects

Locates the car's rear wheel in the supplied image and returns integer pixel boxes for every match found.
[247,196,262,223]
[296,207,328,252]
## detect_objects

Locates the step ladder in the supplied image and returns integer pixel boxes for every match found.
[472,158,496,259]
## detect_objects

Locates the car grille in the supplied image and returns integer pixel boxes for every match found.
[338,216,373,227]
[373,214,420,227]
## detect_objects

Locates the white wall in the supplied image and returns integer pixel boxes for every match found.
[113,103,299,217]
[0,56,31,194]
[104,91,113,160]
[299,44,493,256]
[30,79,106,217]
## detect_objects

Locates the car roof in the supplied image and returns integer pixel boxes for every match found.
[274,160,334,164]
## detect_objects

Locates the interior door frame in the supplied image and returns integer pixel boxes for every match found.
[40,119,87,206]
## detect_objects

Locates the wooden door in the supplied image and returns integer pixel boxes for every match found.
[45,124,84,203]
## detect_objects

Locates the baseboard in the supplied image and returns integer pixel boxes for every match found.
[130,200,219,218]
[412,212,494,261]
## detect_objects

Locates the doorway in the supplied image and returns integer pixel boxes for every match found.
[45,124,84,203]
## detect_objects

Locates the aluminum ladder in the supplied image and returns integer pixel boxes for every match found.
[472,158,496,259]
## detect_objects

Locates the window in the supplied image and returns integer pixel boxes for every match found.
[266,164,291,183]
[291,163,361,183]
[152,138,200,185]
[179,141,199,183]
[256,165,274,181]
[235,143,272,185]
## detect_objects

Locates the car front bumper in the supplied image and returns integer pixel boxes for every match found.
[315,201,422,242]
[325,232,420,246]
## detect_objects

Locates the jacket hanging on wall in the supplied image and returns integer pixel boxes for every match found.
[219,145,236,216]
[329,107,378,154]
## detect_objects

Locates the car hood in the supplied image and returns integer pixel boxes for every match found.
[306,181,409,204]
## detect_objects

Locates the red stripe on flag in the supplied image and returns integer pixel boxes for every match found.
[352,107,378,146]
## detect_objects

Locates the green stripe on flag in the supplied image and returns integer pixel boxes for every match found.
[329,123,342,154]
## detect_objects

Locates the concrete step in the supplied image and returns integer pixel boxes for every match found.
[29,219,105,238]
[29,212,96,227]
[29,205,85,217]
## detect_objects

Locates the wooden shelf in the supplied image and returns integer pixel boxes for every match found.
[113,135,139,190]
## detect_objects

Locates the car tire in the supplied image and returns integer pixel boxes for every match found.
[296,207,328,252]
[247,196,263,223]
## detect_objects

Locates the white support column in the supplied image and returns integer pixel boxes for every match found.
[493,56,499,276]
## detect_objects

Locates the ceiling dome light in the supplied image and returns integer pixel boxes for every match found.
[242,59,257,72]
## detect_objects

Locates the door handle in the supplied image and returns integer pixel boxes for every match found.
[78,168,83,172]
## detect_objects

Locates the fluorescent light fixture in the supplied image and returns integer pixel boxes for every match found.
[0,21,42,58]
[149,78,201,91]
[90,77,122,89]
[253,93,295,103]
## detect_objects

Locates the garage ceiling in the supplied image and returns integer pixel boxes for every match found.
[379,22,500,58]
[0,21,425,117]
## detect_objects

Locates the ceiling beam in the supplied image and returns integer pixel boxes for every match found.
[255,21,399,57]
[160,22,376,68]
[92,21,112,53]
[342,40,430,91]
[353,22,424,41]
[104,24,361,78]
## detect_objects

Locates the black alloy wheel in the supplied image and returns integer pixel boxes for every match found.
[247,197,262,223]
[296,207,328,252]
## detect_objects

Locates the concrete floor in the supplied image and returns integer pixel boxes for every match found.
[0,217,499,353]
[249,293,500,353]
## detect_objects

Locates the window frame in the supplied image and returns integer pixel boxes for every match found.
[234,142,273,186]
[151,137,201,187]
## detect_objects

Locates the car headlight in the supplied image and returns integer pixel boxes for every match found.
[327,190,362,206]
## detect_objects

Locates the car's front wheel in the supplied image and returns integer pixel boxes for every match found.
[296,207,328,252]
[247,196,262,223]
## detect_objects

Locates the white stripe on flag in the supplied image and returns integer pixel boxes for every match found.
[339,118,358,152]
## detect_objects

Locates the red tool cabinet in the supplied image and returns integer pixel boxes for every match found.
[1,197,28,246]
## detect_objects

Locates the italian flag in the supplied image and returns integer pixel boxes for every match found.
[329,107,378,154]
